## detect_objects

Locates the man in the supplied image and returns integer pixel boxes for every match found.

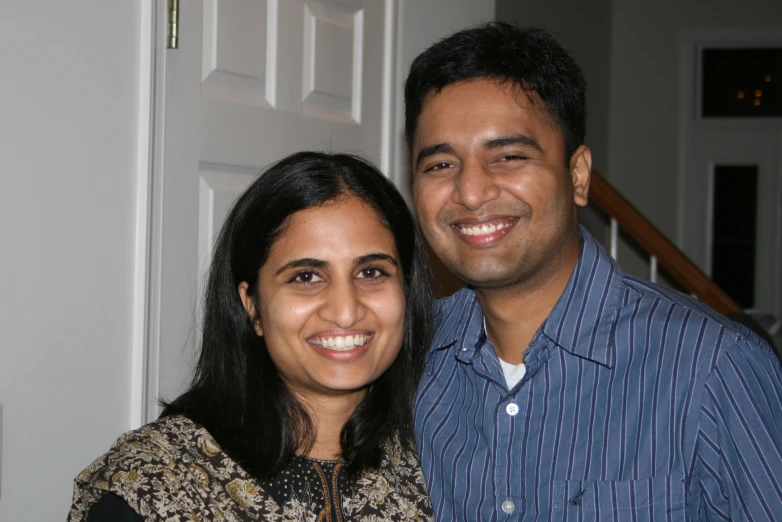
[406,23,782,520]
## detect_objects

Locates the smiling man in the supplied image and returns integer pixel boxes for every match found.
[406,23,782,521]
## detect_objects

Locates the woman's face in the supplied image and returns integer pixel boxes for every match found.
[239,196,406,404]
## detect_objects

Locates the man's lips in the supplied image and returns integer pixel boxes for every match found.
[451,217,518,246]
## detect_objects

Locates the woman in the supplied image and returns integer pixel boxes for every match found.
[68,152,434,521]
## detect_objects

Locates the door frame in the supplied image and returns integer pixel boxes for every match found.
[131,0,166,427]
[678,28,782,317]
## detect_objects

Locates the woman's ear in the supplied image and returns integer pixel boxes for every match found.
[238,281,263,336]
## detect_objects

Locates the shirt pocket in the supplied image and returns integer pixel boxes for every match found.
[551,474,686,522]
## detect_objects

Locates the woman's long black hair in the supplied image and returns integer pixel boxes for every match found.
[161,152,433,479]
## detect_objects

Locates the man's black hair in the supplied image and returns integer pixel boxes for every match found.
[404,22,587,163]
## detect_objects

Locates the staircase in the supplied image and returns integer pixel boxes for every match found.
[590,171,739,315]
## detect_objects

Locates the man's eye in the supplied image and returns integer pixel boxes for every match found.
[500,155,527,161]
[425,162,453,172]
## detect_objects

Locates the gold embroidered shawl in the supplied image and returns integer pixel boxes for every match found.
[68,415,433,522]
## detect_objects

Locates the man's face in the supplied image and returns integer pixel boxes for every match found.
[411,79,590,290]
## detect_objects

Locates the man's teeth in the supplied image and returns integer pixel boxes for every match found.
[459,222,508,236]
[311,334,372,351]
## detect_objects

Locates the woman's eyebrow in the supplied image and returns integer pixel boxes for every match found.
[274,258,328,276]
[354,253,398,267]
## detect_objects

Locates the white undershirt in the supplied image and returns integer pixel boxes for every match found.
[484,317,528,389]
[499,358,527,389]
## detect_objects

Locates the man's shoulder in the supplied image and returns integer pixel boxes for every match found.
[435,286,475,312]
[615,274,770,361]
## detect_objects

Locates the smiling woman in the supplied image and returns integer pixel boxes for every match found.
[239,196,407,411]
[67,152,435,522]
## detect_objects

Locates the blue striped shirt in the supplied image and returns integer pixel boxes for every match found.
[415,228,782,521]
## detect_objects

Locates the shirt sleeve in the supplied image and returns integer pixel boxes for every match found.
[695,335,782,521]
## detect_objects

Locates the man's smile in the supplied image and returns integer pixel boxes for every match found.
[450,216,518,246]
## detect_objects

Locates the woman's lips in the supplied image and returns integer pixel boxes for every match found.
[308,333,374,361]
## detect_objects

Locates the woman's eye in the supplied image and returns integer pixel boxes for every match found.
[291,271,323,285]
[357,266,388,281]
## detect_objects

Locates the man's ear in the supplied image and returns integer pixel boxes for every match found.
[570,145,592,207]
[238,281,263,336]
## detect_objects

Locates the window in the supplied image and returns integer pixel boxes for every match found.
[701,48,781,117]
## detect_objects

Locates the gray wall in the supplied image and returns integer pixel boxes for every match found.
[0,1,140,520]
[608,0,782,241]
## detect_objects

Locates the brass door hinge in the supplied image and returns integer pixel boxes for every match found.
[167,0,179,49]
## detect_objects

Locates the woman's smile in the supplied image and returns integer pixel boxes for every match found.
[241,195,406,402]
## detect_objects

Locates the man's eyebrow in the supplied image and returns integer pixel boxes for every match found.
[485,134,543,153]
[274,258,328,276]
[354,253,398,267]
[415,143,455,169]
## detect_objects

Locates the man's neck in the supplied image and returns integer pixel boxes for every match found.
[475,236,581,364]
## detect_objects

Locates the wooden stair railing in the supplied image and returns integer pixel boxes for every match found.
[589,171,740,315]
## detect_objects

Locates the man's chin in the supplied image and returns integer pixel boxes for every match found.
[447,263,525,290]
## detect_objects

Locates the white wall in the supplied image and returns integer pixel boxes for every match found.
[0,1,141,520]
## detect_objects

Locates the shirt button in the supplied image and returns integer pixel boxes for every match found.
[501,499,515,514]
[505,403,519,416]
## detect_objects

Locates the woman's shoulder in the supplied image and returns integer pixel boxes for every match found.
[72,415,215,490]
[68,415,282,522]
[68,415,204,521]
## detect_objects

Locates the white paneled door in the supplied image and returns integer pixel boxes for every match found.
[146,0,396,420]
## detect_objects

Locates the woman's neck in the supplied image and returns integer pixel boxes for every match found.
[298,390,364,461]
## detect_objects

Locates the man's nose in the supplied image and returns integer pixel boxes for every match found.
[453,160,500,210]
[318,278,367,328]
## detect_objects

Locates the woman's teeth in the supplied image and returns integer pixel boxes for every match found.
[311,334,372,351]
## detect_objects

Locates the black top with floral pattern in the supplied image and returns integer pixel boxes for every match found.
[69,415,433,522]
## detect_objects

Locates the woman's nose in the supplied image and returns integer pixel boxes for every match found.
[318,278,367,328]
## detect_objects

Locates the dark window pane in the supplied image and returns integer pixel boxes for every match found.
[710,165,758,308]
[702,48,782,117]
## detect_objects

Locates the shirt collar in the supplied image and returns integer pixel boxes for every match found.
[541,226,623,367]
[431,288,484,356]
[431,226,623,368]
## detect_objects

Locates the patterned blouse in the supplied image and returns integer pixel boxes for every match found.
[68,415,433,521]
